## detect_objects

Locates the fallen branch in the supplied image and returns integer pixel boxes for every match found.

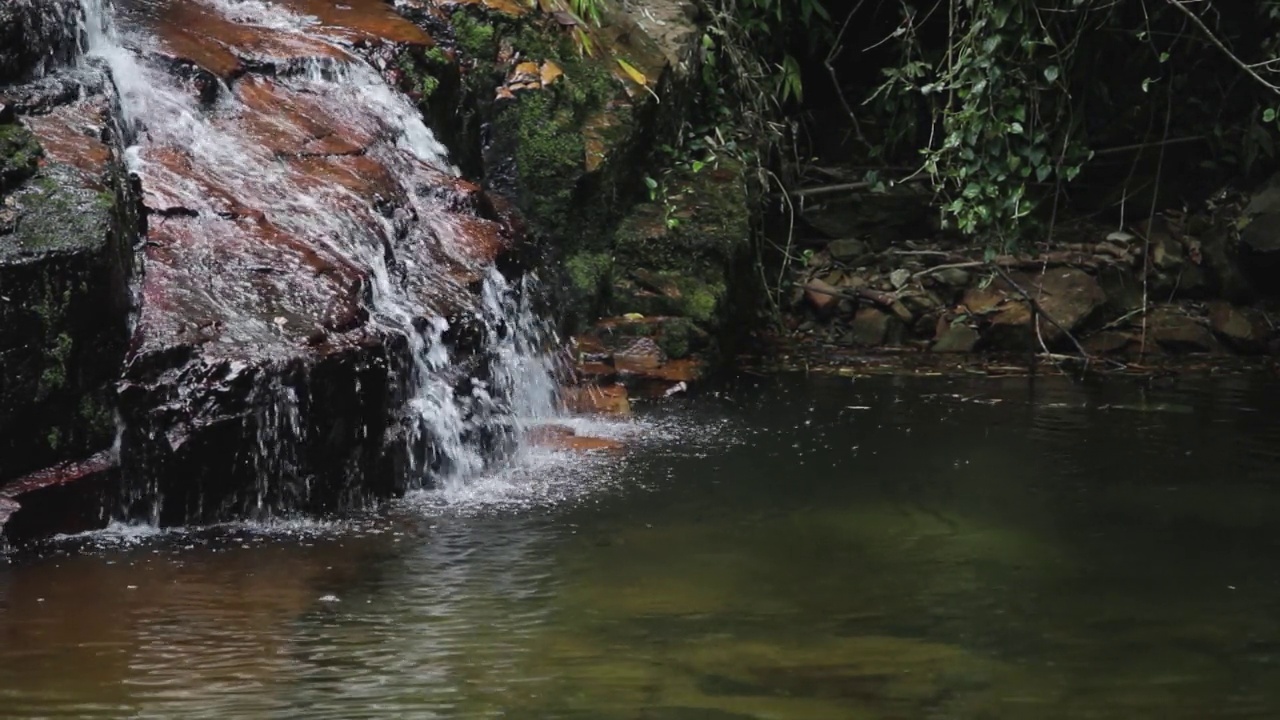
[1167,0,1280,97]
[911,261,985,280]
[800,282,897,307]
[790,172,929,198]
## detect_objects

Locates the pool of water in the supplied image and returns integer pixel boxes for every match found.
[3,372,1280,719]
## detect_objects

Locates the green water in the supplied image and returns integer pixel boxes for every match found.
[3,373,1280,719]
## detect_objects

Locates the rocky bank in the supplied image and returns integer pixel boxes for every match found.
[780,188,1280,366]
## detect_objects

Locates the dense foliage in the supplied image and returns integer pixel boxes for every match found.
[700,0,1280,249]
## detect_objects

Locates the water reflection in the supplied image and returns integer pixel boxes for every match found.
[3,373,1280,718]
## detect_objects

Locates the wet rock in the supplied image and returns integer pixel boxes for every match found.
[803,277,840,315]
[1097,265,1144,313]
[1,93,134,482]
[0,121,41,193]
[1198,221,1255,302]
[1146,306,1222,353]
[0,0,81,83]
[888,267,910,289]
[827,238,868,263]
[526,424,622,453]
[1207,301,1269,352]
[849,307,890,346]
[1083,330,1139,355]
[0,451,117,545]
[900,290,940,317]
[933,267,972,288]
[931,324,980,353]
[562,384,631,415]
[1150,231,1184,272]
[981,268,1105,351]
[613,336,666,372]
[1208,301,1253,341]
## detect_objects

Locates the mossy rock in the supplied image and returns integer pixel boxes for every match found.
[611,272,724,325]
[0,122,41,194]
[0,165,132,481]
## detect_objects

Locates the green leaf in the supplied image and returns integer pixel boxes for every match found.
[1265,108,1277,123]
[1043,65,1060,83]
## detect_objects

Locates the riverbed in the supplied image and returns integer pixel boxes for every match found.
[3,373,1280,719]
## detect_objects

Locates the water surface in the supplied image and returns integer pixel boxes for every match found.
[3,373,1280,719]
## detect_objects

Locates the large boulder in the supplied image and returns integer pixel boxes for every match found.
[962,267,1105,351]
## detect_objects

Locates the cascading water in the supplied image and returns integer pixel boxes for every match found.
[71,0,566,518]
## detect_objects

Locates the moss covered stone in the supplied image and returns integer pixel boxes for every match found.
[0,122,41,193]
[393,2,754,350]
[566,251,613,295]
[1,163,131,480]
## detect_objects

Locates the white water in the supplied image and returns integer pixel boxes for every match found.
[73,0,566,514]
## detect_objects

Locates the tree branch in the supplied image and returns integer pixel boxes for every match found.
[1167,0,1280,96]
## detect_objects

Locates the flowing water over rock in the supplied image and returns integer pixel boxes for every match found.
[3,373,1280,718]
[8,0,564,526]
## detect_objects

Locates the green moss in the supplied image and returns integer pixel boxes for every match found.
[3,171,110,257]
[452,11,497,58]
[656,318,693,359]
[566,251,612,296]
[504,91,585,231]
[0,122,42,192]
[78,393,115,439]
[681,280,723,324]
[423,45,449,65]
[39,331,72,392]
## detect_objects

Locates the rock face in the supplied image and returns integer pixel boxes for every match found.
[0,79,134,484]
[3,0,586,541]
[0,0,81,83]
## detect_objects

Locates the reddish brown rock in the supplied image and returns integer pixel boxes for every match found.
[613,336,666,372]
[527,424,622,453]
[232,77,379,157]
[1,452,117,545]
[562,384,632,415]
[804,278,840,315]
[980,268,1106,350]
[143,0,355,79]
[1146,306,1222,353]
[1083,330,1139,356]
[21,98,113,186]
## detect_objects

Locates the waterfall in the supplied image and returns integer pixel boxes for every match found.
[70,0,565,516]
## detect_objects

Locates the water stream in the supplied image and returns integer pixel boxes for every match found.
[3,373,1280,718]
[74,0,563,509]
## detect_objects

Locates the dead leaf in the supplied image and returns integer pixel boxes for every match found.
[541,60,564,86]
[615,58,647,86]
[512,61,539,82]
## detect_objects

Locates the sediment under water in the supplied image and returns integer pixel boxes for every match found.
[3,373,1280,719]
